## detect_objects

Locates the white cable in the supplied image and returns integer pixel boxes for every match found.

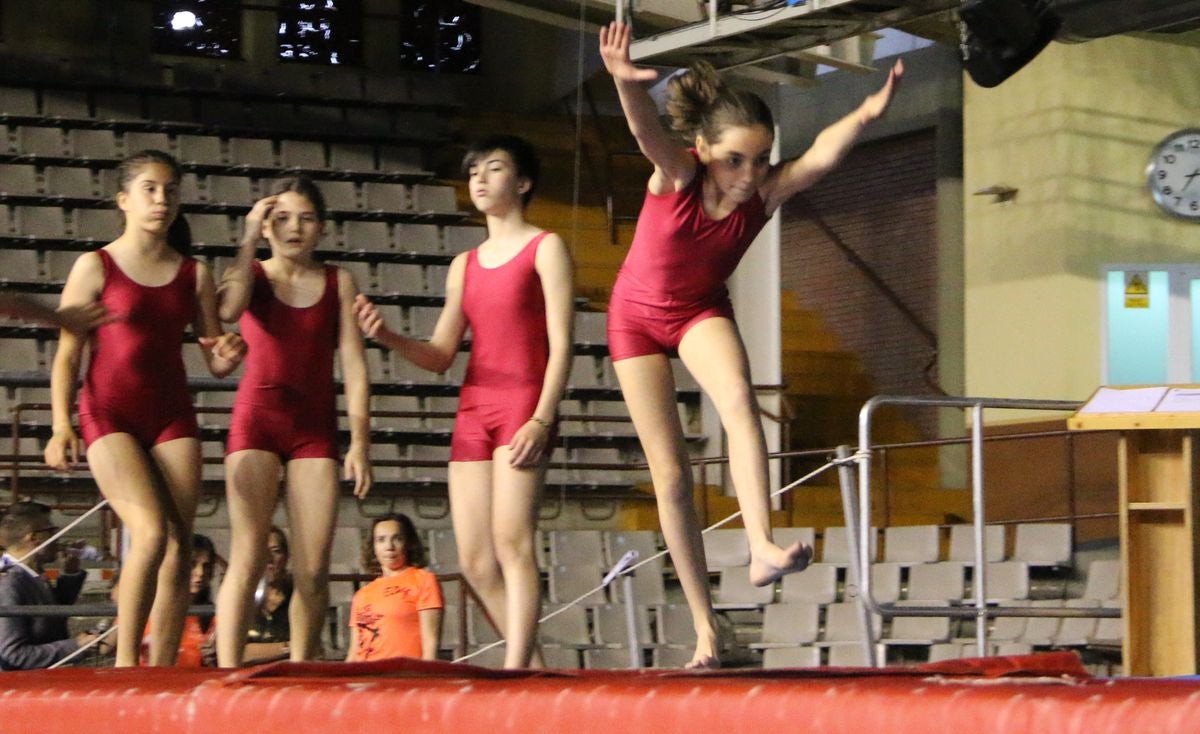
[13,499,110,568]
[453,458,838,663]
[48,622,117,669]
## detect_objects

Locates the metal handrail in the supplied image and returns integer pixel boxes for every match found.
[850,395,1120,668]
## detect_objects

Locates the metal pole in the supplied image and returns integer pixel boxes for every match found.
[970,404,988,658]
[836,445,877,667]
[622,573,640,668]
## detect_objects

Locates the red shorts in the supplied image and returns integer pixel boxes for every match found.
[227,400,338,462]
[451,384,553,462]
[80,405,199,449]
[606,292,734,362]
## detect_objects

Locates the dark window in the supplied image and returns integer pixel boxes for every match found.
[152,0,242,59]
[278,0,364,66]
[398,0,482,74]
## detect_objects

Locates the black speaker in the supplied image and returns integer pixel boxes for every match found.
[959,0,1062,88]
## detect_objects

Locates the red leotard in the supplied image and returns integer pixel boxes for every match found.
[78,249,199,448]
[607,150,768,361]
[226,261,340,461]
[451,231,554,462]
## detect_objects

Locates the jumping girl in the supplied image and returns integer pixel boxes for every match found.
[214,176,372,666]
[356,135,573,668]
[45,149,246,667]
[600,21,902,667]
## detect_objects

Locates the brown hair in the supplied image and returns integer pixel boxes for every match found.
[115,149,191,255]
[361,513,428,573]
[267,175,328,222]
[665,60,774,143]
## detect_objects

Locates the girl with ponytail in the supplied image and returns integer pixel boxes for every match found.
[45,149,246,666]
[600,22,901,668]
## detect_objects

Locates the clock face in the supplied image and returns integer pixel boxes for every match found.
[1146,128,1200,220]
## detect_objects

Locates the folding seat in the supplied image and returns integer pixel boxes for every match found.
[68,129,118,159]
[547,564,606,605]
[43,166,95,198]
[1016,599,1064,646]
[826,643,870,666]
[371,395,423,431]
[1079,559,1121,601]
[424,264,450,294]
[279,140,327,169]
[883,525,940,566]
[123,131,172,155]
[394,223,441,254]
[568,355,602,388]
[0,164,40,195]
[779,563,838,605]
[15,126,66,156]
[186,213,234,245]
[948,523,1007,564]
[329,526,366,568]
[592,603,654,648]
[542,647,581,668]
[975,561,1030,602]
[375,263,424,293]
[1090,599,1122,646]
[762,645,822,668]
[228,137,276,168]
[575,311,607,344]
[73,208,121,241]
[176,134,224,165]
[0,86,38,116]
[378,145,424,174]
[907,562,966,602]
[821,526,877,567]
[411,184,458,213]
[751,602,821,649]
[774,527,817,553]
[320,181,358,211]
[443,225,486,253]
[582,647,639,670]
[856,562,901,604]
[14,206,67,239]
[1012,523,1072,567]
[94,93,143,122]
[926,642,969,662]
[818,601,878,645]
[885,601,953,645]
[1051,599,1100,646]
[0,247,40,281]
[548,529,605,567]
[334,260,371,291]
[714,566,774,609]
[427,528,459,574]
[42,91,88,118]
[362,182,409,212]
[330,144,374,172]
[206,174,253,205]
[608,556,667,606]
[341,220,389,251]
[703,529,750,570]
[177,173,204,204]
[538,604,591,650]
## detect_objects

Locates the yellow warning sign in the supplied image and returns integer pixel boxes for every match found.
[1125,271,1149,309]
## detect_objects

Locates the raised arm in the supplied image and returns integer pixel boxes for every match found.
[337,268,372,499]
[600,22,696,193]
[508,234,574,468]
[762,60,903,213]
[44,253,104,472]
[217,195,276,323]
[194,261,247,379]
[356,254,469,374]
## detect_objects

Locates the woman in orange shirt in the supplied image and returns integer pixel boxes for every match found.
[346,514,443,661]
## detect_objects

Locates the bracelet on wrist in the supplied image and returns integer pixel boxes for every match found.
[529,416,553,429]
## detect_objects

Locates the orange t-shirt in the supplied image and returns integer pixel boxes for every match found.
[141,615,215,667]
[349,567,443,661]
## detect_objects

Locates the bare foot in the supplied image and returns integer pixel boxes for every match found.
[684,631,721,670]
[749,541,813,587]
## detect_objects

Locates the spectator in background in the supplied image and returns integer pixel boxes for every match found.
[243,526,292,662]
[142,533,218,666]
[0,501,103,669]
[346,514,442,662]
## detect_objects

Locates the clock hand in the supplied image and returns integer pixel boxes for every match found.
[1183,169,1200,193]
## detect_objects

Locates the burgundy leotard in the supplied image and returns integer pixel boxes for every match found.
[451,231,553,462]
[78,248,199,448]
[607,150,768,361]
[226,261,340,461]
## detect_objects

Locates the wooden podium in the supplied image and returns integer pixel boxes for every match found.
[1070,386,1200,676]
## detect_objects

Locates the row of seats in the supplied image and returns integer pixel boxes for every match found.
[2,125,433,173]
[704,523,1074,570]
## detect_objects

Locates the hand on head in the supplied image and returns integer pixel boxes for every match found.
[599,22,659,83]
[354,294,386,339]
[243,195,279,240]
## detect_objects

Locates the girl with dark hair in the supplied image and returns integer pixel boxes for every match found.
[356,135,573,668]
[44,149,245,667]
[600,22,902,668]
[214,175,372,667]
[347,514,442,662]
[140,533,219,667]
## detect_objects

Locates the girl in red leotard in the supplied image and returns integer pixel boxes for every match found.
[356,135,573,668]
[600,22,901,668]
[214,176,372,667]
[44,149,246,667]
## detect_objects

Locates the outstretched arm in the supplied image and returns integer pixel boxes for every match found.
[761,59,903,213]
[356,254,468,374]
[600,21,696,193]
[0,293,110,334]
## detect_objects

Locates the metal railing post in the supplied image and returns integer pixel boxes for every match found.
[837,445,877,667]
[970,403,988,657]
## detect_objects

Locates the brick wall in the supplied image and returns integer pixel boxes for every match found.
[780,129,940,435]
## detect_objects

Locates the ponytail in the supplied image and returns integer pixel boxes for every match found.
[665,60,775,143]
[166,215,193,256]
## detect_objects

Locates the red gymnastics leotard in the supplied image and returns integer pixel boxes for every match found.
[78,249,199,448]
[451,231,553,462]
[226,261,340,461]
[606,150,768,361]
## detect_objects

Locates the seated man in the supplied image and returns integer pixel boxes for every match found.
[0,501,99,669]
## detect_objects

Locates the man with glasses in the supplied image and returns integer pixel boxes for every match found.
[0,501,99,669]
